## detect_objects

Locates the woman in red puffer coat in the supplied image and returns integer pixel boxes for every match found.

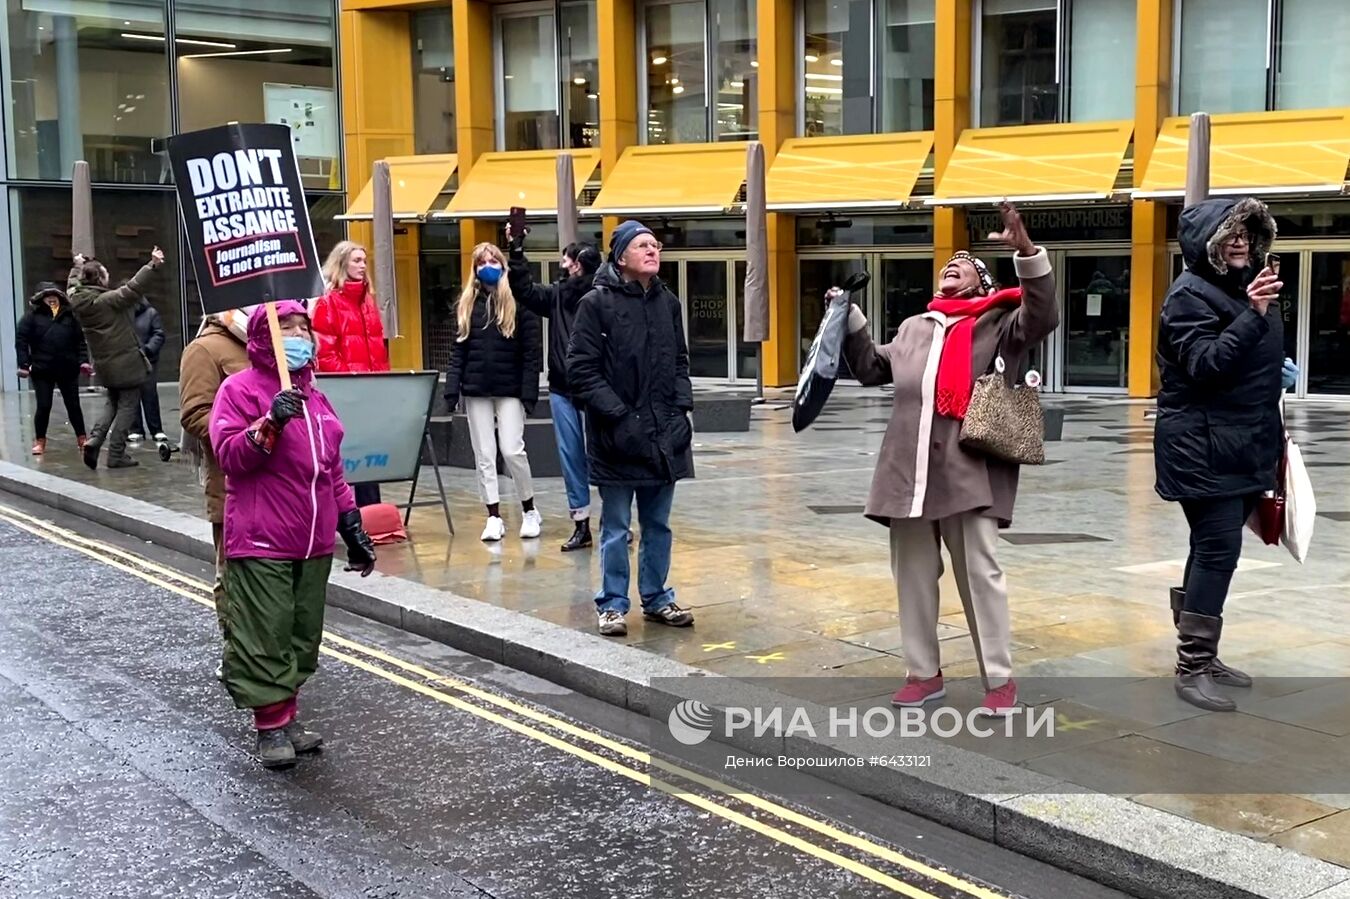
[312,241,390,374]
[313,241,389,506]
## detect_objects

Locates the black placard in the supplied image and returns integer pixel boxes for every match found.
[167,123,324,314]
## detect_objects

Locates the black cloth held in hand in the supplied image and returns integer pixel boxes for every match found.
[338,508,377,576]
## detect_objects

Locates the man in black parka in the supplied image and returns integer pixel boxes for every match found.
[1155,196,1288,712]
[568,220,696,637]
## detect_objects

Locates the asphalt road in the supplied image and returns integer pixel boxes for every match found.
[0,491,1134,899]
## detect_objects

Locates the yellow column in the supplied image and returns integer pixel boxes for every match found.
[932,0,972,281]
[339,8,423,368]
[758,0,798,387]
[453,0,499,269]
[1129,0,1173,397]
[598,0,639,245]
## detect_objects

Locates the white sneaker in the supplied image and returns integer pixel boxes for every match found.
[597,610,628,637]
[520,509,543,539]
[128,432,144,442]
[480,516,506,542]
[153,432,170,443]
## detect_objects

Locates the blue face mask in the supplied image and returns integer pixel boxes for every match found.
[477,264,503,287]
[283,335,315,371]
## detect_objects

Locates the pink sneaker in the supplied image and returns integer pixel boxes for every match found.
[978,680,1019,717]
[891,672,945,708]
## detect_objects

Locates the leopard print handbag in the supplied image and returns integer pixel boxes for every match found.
[959,354,1046,465]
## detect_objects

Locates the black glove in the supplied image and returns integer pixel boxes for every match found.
[337,508,376,577]
[270,388,304,426]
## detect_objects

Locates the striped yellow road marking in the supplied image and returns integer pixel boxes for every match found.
[0,502,1009,899]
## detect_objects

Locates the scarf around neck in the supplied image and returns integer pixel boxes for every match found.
[927,287,1023,420]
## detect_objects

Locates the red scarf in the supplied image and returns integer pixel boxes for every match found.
[927,287,1022,420]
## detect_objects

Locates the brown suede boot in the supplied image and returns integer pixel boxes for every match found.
[1171,588,1252,687]
[1175,611,1237,712]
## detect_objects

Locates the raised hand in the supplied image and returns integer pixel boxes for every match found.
[150,246,165,268]
[269,388,305,426]
[987,202,1035,257]
[1246,267,1282,316]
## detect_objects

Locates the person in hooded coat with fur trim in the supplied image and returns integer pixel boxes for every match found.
[1154,197,1289,713]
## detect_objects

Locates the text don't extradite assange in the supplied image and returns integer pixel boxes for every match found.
[186,148,299,244]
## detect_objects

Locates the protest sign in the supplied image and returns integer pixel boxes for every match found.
[166,123,324,316]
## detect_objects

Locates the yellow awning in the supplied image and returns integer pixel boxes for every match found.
[929,121,1134,205]
[439,149,602,218]
[339,154,458,220]
[587,144,746,215]
[767,132,934,210]
[1137,109,1350,198]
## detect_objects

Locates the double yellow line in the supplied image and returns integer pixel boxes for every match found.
[0,501,1009,899]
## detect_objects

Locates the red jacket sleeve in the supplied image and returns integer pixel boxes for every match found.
[311,293,347,372]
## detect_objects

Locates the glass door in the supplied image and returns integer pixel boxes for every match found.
[1062,253,1130,391]
[799,256,870,379]
[1307,251,1350,395]
[685,260,730,378]
[733,260,758,380]
[880,257,932,342]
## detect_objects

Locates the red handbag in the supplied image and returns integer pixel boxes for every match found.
[1251,437,1288,546]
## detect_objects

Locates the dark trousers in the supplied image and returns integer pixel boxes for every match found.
[90,386,143,461]
[1180,493,1261,617]
[135,369,163,436]
[353,483,382,507]
[31,372,85,439]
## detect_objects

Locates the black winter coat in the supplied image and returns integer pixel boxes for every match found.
[567,264,694,487]
[133,299,166,366]
[507,249,594,396]
[16,293,86,377]
[1154,197,1285,502]
[444,290,542,409]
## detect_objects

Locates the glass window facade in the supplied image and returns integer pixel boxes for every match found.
[878,0,936,132]
[500,9,560,151]
[802,0,873,136]
[711,0,758,140]
[1177,0,1268,114]
[495,1,598,150]
[561,1,600,148]
[1275,0,1350,110]
[3,0,345,386]
[175,0,338,191]
[4,0,171,183]
[413,9,456,154]
[644,0,708,144]
[977,0,1135,126]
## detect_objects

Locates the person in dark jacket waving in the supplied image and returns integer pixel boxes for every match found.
[15,282,89,455]
[68,247,164,469]
[445,242,544,543]
[1155,197,1288,712]
[505,225,602,551]
[567,220,695,637]
[129,296,167,443]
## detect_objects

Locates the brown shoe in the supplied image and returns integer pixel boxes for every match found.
[30,438,46,455]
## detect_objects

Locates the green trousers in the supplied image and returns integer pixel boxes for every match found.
[221,556,332,709]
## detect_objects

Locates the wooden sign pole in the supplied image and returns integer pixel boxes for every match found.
[264,299,292,392]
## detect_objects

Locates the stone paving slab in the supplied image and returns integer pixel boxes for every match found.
[4,387,1350,896]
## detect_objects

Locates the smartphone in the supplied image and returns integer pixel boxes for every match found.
[1266,253,1281,276]
[508,206,527,238]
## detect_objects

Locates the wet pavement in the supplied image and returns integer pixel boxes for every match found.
[0,493,1132,899]
[3,385,1350,868]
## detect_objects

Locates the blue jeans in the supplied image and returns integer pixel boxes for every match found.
[549,392,591,519]
[595,483,676,614]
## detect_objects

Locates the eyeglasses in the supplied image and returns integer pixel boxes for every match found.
[1224,231,1252,246]
[628,240,663,252]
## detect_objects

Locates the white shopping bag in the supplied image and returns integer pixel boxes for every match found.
[1281,437,1316,563]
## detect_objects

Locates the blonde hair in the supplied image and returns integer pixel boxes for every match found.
[322,240,377,297]
[456,242,517,340]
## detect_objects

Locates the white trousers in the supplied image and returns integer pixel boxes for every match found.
[464,396,535,506]
[889,513,1013,687]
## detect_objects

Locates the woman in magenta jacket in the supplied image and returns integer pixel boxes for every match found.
[210,301,377,768]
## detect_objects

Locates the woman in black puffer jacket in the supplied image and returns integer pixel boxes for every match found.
[444,242,543,544]
[1155,197,1286,713]
[15,282,88,455]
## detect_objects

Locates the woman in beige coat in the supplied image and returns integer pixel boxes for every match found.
[842,203,1057,716]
